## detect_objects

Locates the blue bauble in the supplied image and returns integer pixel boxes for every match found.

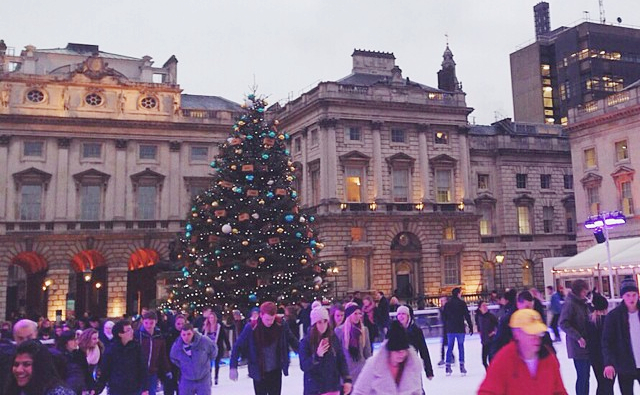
[186,224,193,231]
[210,161,217,168]
[267,192,274,198]
[233,264,240,270]
[295,232,302,238]
[185,232,191,238]
[284,149,290,155]
[246,175,254,181]
[249,293,257,302]
[284,133,290,140]
[309,216,315,222]
[268,131,276,138]
[262,153,269,160]
[310,240,317,247]
[246,135,254,140]
[215,250,222,256]
[257,107,265,113]
[285,214,294,222]
[248,94,255,100]
[291,191,298,198]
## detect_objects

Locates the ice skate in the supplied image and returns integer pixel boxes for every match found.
[460,363,467,376]
[446,364,452,376]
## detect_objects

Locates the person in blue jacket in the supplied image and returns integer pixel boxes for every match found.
[299,306,352,395]
[229,301,299,395]
[169,322,217,395]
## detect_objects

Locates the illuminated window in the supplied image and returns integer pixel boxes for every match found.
[517,206,531,234]
[351,227,364,242]
[477,174,489,190]
[522,260,534,286]
[435,169,452,203]
[435,131,448,144]
[479,206,493,236]
[443,225,456,240]
[349,257,367,290]
[345,166,364,202]
[587,186,600,216]
[584,148,597,168]
[615,140,629,161]
[622,181,634,216]
[541,64,551,77]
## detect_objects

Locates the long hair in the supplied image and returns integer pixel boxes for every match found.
[308,322,335,357]
[329,304,344,329]
[202,312,219,335]
[4,340,65,395]
[78,328,103,354]
[341,310,365,352]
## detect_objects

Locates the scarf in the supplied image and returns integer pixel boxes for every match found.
[254,319,282,375]
[86,345,101,366]
[348,324,362,361]
[362,303,375,324]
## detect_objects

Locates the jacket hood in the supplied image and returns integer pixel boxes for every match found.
[175,331,202,347]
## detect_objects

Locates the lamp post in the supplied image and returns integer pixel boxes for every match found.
[495,254,505,291]
[585,211,626,298]
[83,269,92,315]
[329,266,339,301]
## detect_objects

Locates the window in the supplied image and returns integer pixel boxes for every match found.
[616,140,629,162]
[516,174,527,189]
[85,93,103,106]
[566,209,575,233]
[564,174,574,190]
[587,186,600,215]
[443,225,456,240]
[310,129,319,146]
[348,127,361,141]
[310,167,320,206]
[345,167,364,202]
[294,137,301,153]
[622,181,634,216]
[82,143,102,159]
[139,145,158,160]
[517,206,531,234]
[477,174,489,190]
[391,129,405,143]
[540,174,551,189]
[23,141,44,157]
[140,96,157,109]
[20,184,42,220]
[189,184,207,200]
[26,89,45,103]
[351,227,364,242]
[543,206,554,233]
[584,148,597,168]
[80,185,101,220]
[137,185,157,220]
[152,73,164,83]
[522,260,534,287]
[435,169,452,203]
[391,168,409,202]
[435,131,448,144]
[443,255,460,285]
[479,206,493,236]
[349,257,367,290]
[190,146,209,162]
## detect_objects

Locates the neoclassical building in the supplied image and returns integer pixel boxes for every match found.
[0,42,241,319]
[275,49,576,299]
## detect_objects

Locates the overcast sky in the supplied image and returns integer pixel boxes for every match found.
[2,0,639,125]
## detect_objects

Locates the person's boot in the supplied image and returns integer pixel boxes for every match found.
[446,364,452,376]
[460,363,467,376]
[438,359,445,367]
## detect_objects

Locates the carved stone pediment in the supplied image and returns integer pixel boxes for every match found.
[429,154,457,168]
[580,172,603,188]
[339,150,371,165]
[12,167,52,190]
[513,194,535,206]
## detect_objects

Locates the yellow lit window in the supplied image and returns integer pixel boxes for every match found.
[584,148,597,168]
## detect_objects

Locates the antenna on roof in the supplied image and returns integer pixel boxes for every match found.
[599,0,606,23]
[583,10,590,21]
[445,33,449,46]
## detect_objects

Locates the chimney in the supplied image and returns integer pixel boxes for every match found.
[534,2,551,40]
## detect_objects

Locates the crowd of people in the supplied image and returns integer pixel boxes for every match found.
[0,278,639,395]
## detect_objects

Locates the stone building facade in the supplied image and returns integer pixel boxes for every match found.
[275,49,576,300]
[0,42,241,320]
[566,85,640,251]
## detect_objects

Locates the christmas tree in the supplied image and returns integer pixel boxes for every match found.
[166,94,329,313]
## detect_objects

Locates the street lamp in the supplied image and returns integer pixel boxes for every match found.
[329,266,339,300]
[585,211,626,298]
[495,254,505,291]
[83,269,92,315]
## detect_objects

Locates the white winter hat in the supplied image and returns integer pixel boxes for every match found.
[310,306,329,326]
[396,305,411,317]
[311,300,322,310]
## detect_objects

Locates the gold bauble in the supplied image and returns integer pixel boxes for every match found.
[276,228,284,233]
[300,258,307,264]
[212,201,219,207]
[192,213,198,218]
[274,120,280,125]
[242,240,249,246]
[258,199,265,205]
[235,149,243,154]
[231,165,237,170]
[207,218,213,223]
[232,228,239,234]
[278,135,285,140]
[258,257,266,263]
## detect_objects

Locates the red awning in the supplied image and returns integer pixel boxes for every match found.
[128,248,159,271]
[71,250,106,273]
[11,252,48,275]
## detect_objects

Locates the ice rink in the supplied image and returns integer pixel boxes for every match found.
[213,332,639,395]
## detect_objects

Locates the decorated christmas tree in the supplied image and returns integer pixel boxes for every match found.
[166,94,329,312]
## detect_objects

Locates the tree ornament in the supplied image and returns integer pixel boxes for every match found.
[262,153,269,160]
[284,214,294,222]
[242,240,249,246]
[249,293,257,302]
[277,228,284,233]
[186,224,193,231]
[301,258,308,264]
[230,164,237,170]
[222,224,232,234]
[313,276,323,285]
[251,213,260,219]
[258,257,266,263]
[205,286,214,295]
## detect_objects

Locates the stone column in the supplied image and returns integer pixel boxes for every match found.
[319,119,339,203]
[0,135,10,218]
[55,138,71,219]
[46,268,70,320]
[300,129,309,205]
[372,122,384,201]
[458,127,471,202]
[0,258,8,320]
[113,140,127,219]
[107,266,128,318]
[168,141,181,219]
[417,125,430,201]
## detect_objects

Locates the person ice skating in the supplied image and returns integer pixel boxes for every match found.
[547,286,564,342]
[477,309,568,395]
[170,322,217,395]
[586,291,614,395]
[334,304,372,384]
[202,310,230,385]
[475,300,498,370]
[299,306,352,395]
[136,311,172,395]
[395,305,434,382]
[442,287,473,376]
[352,320,423,395]
[602,277,640,395]
[229,301,299,395]
[559,279,591,395]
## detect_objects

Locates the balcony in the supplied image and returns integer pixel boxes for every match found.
[1,219,186,235]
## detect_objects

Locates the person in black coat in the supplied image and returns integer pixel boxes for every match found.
[442,288,473,375]
[602,278,640,395]
[375,291,390,337]
[51,330,93,395]
[395,305,434,381]
[475,301,498,370]
[489,289,518,360]
[95,320,148,395]
[586,292,613,395]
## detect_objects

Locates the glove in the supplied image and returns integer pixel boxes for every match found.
[229,367,238,381]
